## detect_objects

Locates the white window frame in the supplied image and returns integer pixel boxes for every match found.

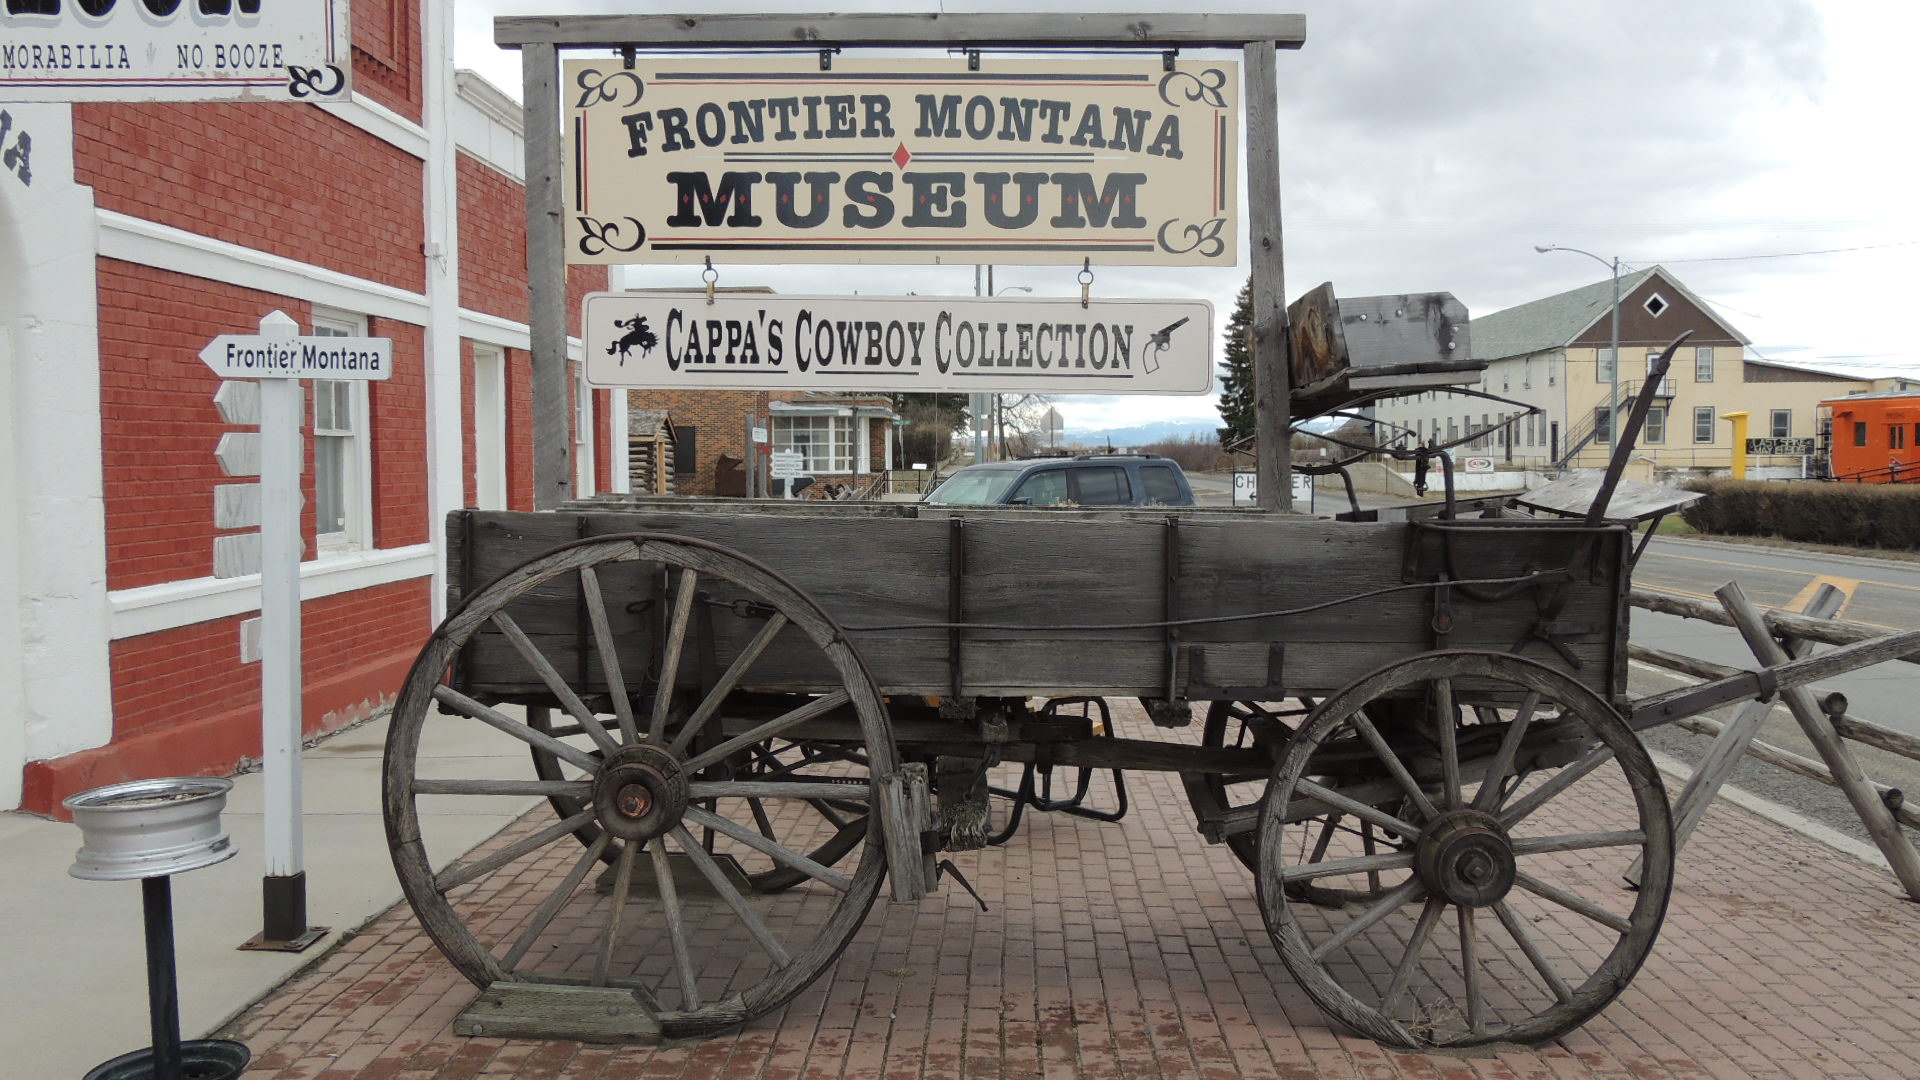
[1771,409,1792,440]
[1695,345,1715,382]
[311,309,372,554]
[1643,292,1669,317]
[473,343,508,511]
[1596,348,1615,383]
[1645,349,1669,396]
[1644,406,1666,445]
[1594,405,1612,446]
[574,367,596,498]
[1694,406,1716,444]
[773,413,855,473]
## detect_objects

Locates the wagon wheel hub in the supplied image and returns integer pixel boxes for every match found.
[592,744,688,842]
[1415,809,1515,908]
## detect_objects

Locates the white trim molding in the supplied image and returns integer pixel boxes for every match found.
[318,93,432,162]
[109,545,437,641]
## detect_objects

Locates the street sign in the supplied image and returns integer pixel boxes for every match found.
[1042,406,1064,447]
[214,432,261,478]
[1233,470,1314,509]
[584,293,1213,394]
[199,334,393,380]
[769,450,805,480]
[562,56,1238,267]
[751,426,769,445]
[1748,437,1815,455]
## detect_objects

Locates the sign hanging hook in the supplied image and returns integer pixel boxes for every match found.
[702,256,719,306]
[1078,258,1095,309]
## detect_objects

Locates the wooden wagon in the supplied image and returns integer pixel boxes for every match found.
[380,11,1920,1052]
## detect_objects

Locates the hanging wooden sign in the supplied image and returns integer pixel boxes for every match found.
[582,292,1213,393]
[562,56,1238,267]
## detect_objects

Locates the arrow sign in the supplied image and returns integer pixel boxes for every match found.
[200,335,394,380]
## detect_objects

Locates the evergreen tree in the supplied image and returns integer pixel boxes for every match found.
[1216,278,1256,448]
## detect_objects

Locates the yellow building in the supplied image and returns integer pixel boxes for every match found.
[1377,267,1871,474]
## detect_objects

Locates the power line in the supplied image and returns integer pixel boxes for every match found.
[1636,240,1918,265]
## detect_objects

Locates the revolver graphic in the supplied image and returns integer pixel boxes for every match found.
[1143,316,1190,374]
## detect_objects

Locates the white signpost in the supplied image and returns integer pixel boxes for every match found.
[768,449,805,498]
[1,0,352,103]
[1234,469,1314,511]
[584,292,1214,394]
[201,310,390,950]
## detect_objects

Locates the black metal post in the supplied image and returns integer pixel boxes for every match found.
[141,876,185,1080]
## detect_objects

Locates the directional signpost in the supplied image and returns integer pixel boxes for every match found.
[201,310,390,951]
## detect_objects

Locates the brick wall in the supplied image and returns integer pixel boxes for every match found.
[73,103,425,294]
[351,0,424,123]
[22,579,431,816]
[369,317,429,546]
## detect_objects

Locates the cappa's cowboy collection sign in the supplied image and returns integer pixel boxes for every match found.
[584,292,1213,395]
[564,57,1238,267]
[0,0,351,102]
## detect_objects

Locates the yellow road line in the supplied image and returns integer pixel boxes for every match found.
[1784,574,1861,618]
[1644,549,1920,594]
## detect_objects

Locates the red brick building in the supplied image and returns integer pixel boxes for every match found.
[635,390,898,497]
[0,5,615,814]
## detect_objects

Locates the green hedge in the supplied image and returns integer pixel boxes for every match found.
[1679,480,1920,549]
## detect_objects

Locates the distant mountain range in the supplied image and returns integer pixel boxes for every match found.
[1061,418,1221,448]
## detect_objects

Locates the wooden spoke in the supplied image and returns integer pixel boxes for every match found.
[503,832,612,970]
[747,797,778,841]
[1260,651,1672,1048]
[1472,691,1540,812]
[1348,710,1440,823]
[1380,896,1445,1014]
[431,685,600,773]
[808,798,850,830]
[1498,744,1617,828]
[1434,677,1461,810]
[413,778,592,798]
[1509,830,1646,856]
[580,565,639,745]
[1459,906,1483,1037]
[1512,870,1632,934]
[668,612,791,756]
[491,610,622,757]
[648,568,699,743]
[671,825,792,969]
[650,837,702,1010]
[681,691,852,775]
[1493,900,1573,1004]
[436,808,598,893]
[683,804,853,891]
[1293,778,1418,838]
[593,842,637,987]
[1307,876,1426,962]
[1277,846,1416,885]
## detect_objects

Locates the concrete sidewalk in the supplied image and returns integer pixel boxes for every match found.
[0,713,537,1080]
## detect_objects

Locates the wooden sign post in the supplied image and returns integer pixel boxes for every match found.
[200,310,392,950]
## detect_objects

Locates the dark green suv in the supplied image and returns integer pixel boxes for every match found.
[923,454,1196,507]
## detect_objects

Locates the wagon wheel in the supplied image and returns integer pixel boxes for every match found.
[1185,698,1412,905]
[1256,650,1672,1048]
[384,533,895,1039]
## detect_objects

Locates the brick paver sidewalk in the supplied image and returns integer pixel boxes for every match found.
[225,704,1920,1080]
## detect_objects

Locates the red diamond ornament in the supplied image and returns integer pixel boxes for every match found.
[892,142,913,170]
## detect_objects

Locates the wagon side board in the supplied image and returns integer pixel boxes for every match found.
[443,508,1629,706]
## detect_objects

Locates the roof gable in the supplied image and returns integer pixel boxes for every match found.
[1470,266,1746,361]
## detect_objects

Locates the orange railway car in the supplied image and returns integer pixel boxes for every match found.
[1819,393,1920,482]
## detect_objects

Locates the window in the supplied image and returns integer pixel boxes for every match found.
[1070,466,1131,505]
[1771,410,1792,439]
[1695,346,1715,382]
[1644,407,1666,444]
[1646,349,1669,396]
[574,372,595,497]
[1012,468,1069,506]
[1593,406,1612,446]
[1894,425,1908,451]
[1523,359,1532,389]
[673,425,697,474]
[1548,357,1557,386]
[311,311,370,552]
[774,413,854,472]
[1854,421,1868,448]
[1597,348,1615,383]
[1141,465,1183,505]
[472,344,507,510]
[1643,292,1669,317]
[1694,406,1716,444]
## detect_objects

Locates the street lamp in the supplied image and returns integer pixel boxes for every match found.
[1535,244,1622,456]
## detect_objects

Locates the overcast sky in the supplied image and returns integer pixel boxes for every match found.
[456,1,1918,433]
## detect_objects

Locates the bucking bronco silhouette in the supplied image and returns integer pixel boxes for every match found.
[608,316,658,363]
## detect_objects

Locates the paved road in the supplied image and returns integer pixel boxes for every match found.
[1629,535,1920,854]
